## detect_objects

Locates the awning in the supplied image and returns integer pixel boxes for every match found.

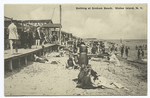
[42,23,62,28]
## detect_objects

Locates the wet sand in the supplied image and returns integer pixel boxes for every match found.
[4,52,147,96]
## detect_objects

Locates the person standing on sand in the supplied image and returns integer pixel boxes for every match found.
[115,44,118,52]
[125,46,129,59]
[141,49,144,59]
[138,49,141,59]
[135,45,138,50]
[120,45,124,57]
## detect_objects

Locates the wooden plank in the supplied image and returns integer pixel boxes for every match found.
[4,44,56,60]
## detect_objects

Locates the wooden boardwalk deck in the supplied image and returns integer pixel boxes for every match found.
[4,44,59,72]
[4,44,56,60]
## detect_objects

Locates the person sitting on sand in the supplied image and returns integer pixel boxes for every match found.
[59,47,64,57]
[109,52,120,67]
[66,54,80,69]
[34,54,49,63]
[77,64,127,90]
[77,64,97,88]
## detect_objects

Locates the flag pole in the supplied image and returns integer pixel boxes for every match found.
[59,5,62,45]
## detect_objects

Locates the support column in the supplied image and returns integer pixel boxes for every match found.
[18,58,20,69]
[25,56,28,66]
[30,53,33,61]
[39,51,41,57]
[49,48,50,53]
[50,47,52,53]
[9,59,13,71]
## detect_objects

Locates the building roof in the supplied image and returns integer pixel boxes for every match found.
[61,31,72,34]
[17,19,53,23]
[42,23,62,28]
[4,16,12,21]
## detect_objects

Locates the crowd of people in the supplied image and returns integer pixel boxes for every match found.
[31,39,134,89]
[6,20,60,55]
[135,44,147,50]
[64,40,124,89]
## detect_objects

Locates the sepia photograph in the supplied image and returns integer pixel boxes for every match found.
[4,3,147,96]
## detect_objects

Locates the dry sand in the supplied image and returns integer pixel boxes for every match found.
[4,52,147,96]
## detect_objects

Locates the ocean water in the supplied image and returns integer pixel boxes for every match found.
[105,39,147,49]
[105,39,147,60]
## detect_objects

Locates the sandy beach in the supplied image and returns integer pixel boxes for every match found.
[4,50,147,96]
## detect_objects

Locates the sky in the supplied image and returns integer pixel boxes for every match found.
[4,4,147,39]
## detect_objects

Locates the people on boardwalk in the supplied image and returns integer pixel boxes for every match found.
[8,19,19,54]
[52,32,58,44]
[40,28,47,48]
[21,27,28,49]
[35,26,42,48]
[65,34,68,46]
[26,24,33,49]
[54,33,58,44]
[49,33,53,44]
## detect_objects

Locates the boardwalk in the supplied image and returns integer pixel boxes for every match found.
[4,44,59,71]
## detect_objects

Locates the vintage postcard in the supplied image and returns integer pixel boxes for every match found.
[4,4,147,96]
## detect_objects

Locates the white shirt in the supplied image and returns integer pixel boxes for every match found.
[8,23,18,40]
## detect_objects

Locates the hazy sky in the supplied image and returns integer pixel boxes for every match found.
[4,4,147,39]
